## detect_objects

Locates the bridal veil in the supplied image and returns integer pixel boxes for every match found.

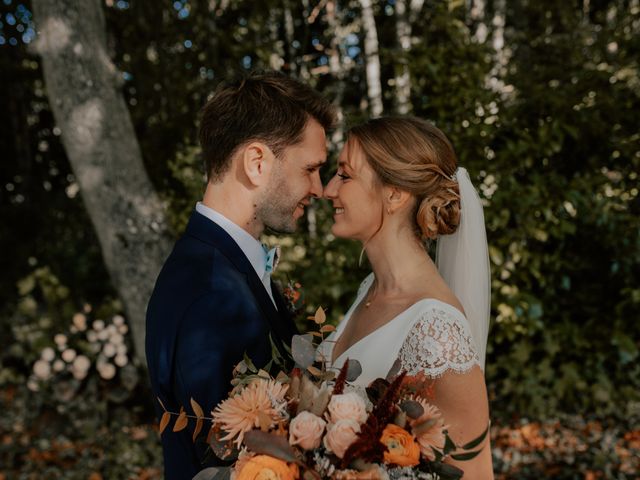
[436,167,491,370]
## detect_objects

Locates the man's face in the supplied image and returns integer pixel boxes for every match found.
[256,118,327,233]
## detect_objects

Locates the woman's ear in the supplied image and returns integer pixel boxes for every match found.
[385,186,412,215]
[242,141,274,186]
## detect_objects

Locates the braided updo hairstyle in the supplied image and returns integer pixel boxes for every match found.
[348,116,460,241]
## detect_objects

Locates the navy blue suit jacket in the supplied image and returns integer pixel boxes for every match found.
[145,211,297,479]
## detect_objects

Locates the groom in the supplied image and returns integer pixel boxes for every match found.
[145,71,336,479]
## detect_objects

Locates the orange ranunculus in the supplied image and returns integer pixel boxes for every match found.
[235,454,299,480]
[380,424,421,467]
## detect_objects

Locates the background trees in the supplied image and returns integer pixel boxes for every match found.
[1,0,639,477]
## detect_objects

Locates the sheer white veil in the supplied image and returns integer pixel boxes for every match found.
[436,167,491,370]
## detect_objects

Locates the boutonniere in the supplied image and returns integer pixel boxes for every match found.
[281,279,305,316]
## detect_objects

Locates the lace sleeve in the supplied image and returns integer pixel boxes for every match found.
[396,306,480,378]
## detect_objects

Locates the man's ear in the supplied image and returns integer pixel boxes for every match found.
[242,141,274,187]
[385,186,412,214]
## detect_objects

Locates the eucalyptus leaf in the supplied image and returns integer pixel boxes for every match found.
[345,358,362,382]
[291,334,316,369]
[399,399,424,419]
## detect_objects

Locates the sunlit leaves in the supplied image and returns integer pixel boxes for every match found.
[191,397,204,441]
[173,407,188,432]
[159,411,171,435]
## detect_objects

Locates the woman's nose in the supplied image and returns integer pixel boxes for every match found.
[323,176,338,199]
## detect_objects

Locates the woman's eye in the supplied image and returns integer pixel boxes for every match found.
[337,173,350,181]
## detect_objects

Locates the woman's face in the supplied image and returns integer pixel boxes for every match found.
[323,140,383,242]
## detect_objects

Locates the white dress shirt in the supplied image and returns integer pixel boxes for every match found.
[195,202,277,307]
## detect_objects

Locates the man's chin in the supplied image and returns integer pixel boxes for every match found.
[265,219,298,234]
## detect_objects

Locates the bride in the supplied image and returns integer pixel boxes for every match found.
[318,116,494,477]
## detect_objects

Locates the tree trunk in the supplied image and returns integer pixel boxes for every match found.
[394,0,423,114]
[284,0,297,75]
[488,0,508,92]
[468,0,488,43]
[326,0,347,149]
[32,0,173,364]
[359,0,383,116]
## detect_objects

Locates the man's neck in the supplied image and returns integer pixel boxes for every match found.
[202,181,263,238]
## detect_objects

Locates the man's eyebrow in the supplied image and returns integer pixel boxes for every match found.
[307,160,326,169]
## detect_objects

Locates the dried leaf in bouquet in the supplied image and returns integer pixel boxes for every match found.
[243,430,299,463]
[173,406,188,432]
[365,378,390,405]
[207,423,239,461]
[297,375,323,414]
[309,385,330,417]
[159,411,171,435]
[309,306,326,325]
[191,397,205,442]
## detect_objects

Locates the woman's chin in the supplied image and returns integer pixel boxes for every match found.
[330,224,344,238]
[330,224,353,240]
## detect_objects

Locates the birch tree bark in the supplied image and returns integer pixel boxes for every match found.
[394,0,423,114]
[359,0,383,116]
[284,0,297,75]
[326,0,347,149]
[488,0,507,92]
[468,0,488,43]
[32,0,173,363]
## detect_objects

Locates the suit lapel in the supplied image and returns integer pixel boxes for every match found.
[271,280,297,340]
[184,211,296,347]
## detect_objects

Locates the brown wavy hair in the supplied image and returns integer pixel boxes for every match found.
[348,116,460,240]
[199,71,336,181]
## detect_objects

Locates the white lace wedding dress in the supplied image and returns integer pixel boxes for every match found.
[317,274,481,386]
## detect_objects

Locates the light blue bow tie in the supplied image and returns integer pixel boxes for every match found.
[263,245,280,275]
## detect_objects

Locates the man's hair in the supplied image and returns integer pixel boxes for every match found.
[199,71,336,181]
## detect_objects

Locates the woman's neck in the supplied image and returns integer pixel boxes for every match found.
[364,227,437,295]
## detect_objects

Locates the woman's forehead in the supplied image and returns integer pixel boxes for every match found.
[339,138,365,169]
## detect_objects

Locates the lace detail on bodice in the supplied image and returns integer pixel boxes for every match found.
[397,306,480,378]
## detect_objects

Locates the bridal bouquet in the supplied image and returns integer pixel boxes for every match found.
[158,309,487,480]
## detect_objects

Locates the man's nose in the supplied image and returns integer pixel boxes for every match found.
[309,171,324,198]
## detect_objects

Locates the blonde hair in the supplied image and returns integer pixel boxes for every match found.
[348,116,460,240]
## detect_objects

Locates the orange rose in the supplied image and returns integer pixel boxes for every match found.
[235,454,299,480]
[380,424,420,467]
